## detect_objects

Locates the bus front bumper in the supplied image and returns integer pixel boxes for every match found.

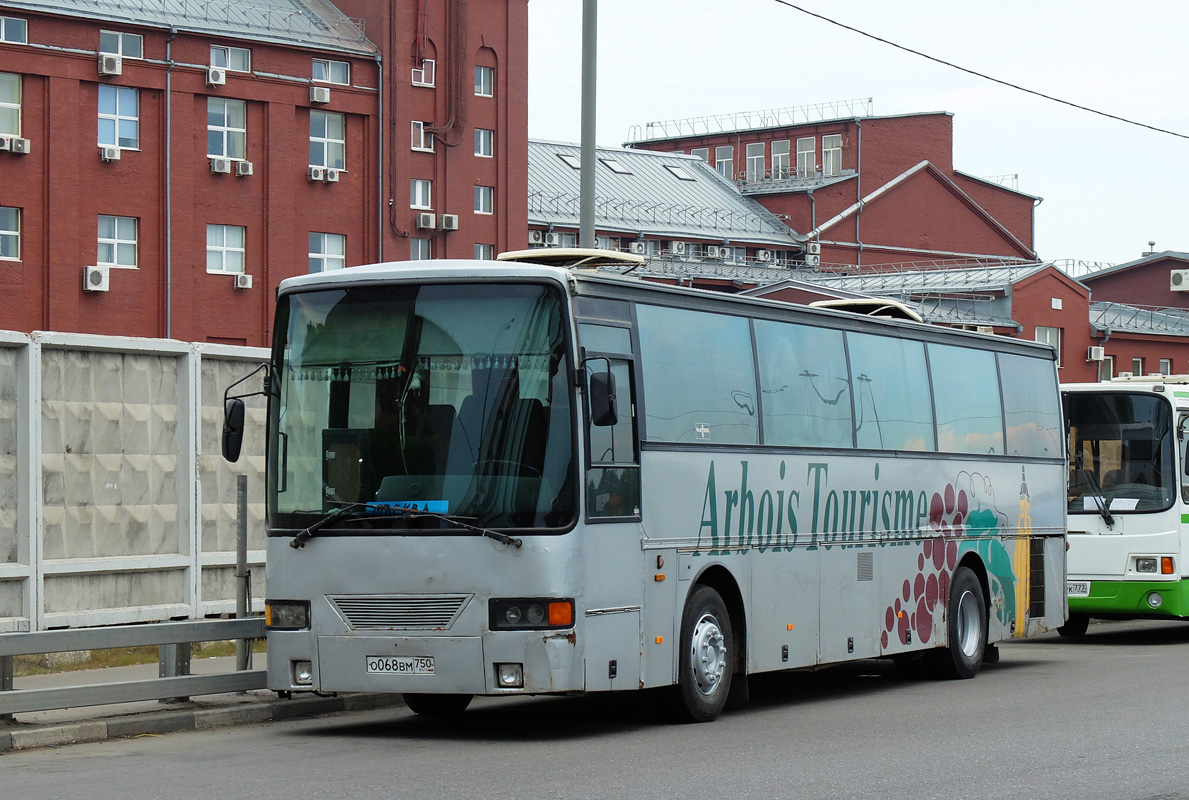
[1068,578,1189,618]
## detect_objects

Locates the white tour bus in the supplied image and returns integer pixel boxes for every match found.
[222,250,1067,722]
[1062,376,1189,635]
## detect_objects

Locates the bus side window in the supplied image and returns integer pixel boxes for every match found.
[586,358,640,520]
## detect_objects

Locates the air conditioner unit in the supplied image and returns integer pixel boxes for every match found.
[98,53,122,76]
[233,273,253,290]
[235,160,253,177]
[439,214,459,231]
[0,136,9,151]
[83,265,110,292]
[1117,371,1134,379]
[206,66,226,86]
[757,249,771,262]
[630,241,647,255]
[671,241,686,256]
[1171,269,1189,291]
[806,241,821,255]
[310,85,331,104]
[415,212,436,229]
[210,157,232,174]
[544,232,562,247]
[806,254,821,267]
[976,326,995,335]
[705,245,720,259]
[1087,345,1105,362]
[324,168,340,183]
[307,165,325,181]
[11,137,30,154]
[528,230,543,245]
[100,145,121,162]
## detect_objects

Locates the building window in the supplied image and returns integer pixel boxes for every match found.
[97,215,137,268]
[1035,326,1061,367]
[796,137,815,178]
[474,127,494,157]
[714,145,733,179]
[207,98,246,159]
[600,158,631,175]
[596,235,621,251]
[410,179,432,209]
[412,58,435,87]
[1132,357,1144,375]
[1101,355,1114,382]
[206,224,245,274]
[664,165,696,181]
[690,147,709,162]
[309,110,344,169]
[558,153,581,169]
[410,237,430,260]
[312,58,349,85]
[1160,358,1173,375]
[309,232,345,273]
[0,72,20,136]
[822,134,843,177]
[474,243,494,260]
[100,30,143,59]
[474,65,494,97]
[411,121,434,152]
[772,140,790,179]
[746,142,764,183]
[98,85,138,149]
[474,185,494,215]
[0,16,27,44]
[211,45,250,72]
[0,206,18,259]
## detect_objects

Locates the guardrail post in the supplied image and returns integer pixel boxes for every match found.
[235,474,252,676]
[159,643,191,703]
[1,654,12,722]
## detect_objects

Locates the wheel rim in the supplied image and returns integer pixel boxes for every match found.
[689,612,726,696]
[956,589,982,658]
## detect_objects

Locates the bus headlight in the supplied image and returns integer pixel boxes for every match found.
[266,600,311,630]
[1136,558,1158,574]
[1147,592,1164,609]
[489,598,574,630]
[293,660,314,685]
[495,663,524,688]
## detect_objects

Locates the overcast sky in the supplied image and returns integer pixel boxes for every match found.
[527,0,1189,268]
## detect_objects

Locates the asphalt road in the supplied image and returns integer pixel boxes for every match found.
[4,619,1189,800]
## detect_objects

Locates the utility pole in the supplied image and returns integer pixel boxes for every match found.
[579,0,597,247]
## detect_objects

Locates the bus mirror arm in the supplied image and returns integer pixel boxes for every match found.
[221,363,270,463]
[581,356,618,427]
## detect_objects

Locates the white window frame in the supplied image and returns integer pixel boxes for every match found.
[410,237,431,260]
[745,142,765,183]
[1160,358,1173,375]
[211,45,250,72]
[772,140,790,179]
[309,232,346,273]
[714,145,733,179]
[207,97,246,159]
[796,137,815,178]
[473,243,494,260]
[474,65,494,97]
[98,215,138,269]
[412,58,435,87]
[0,16,27,44]
[822,133,843,178]
[98,84,139,149]
[1132,357,1144,375]
[474,185,494,215]
[309,110,345,169]
[0,72,20,137]
[100,30,143,59]
[411,121,434,152]
[690,147,709,163]
[474,127,494,158]
[1100,355,1114,381]
[312,58,349,85]
[206,224,245,274]
[410,179,432,210]
[0,206,19,261]
[1035,326,1061,367]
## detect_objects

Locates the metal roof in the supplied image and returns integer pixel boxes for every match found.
[527,139,801,247]
[1079,251,1189,282]
[795,261,1051,295]
[2,0,376,55]
[1090,301,1189,337]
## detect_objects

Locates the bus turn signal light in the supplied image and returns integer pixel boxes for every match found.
[1162,557,1175,574]
[548,600,574,627]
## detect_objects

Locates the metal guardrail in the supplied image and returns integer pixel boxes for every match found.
[0,618,265,716]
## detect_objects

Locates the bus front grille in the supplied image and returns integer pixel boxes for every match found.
[328,594,473,630]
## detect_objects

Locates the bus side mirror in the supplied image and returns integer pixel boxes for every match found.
[589,370,618,427]
[222,397,246,462]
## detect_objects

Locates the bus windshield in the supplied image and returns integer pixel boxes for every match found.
[268,281,576,532]
[1066,392,1175,514]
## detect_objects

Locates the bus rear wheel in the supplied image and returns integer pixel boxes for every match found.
[670,585,734,723]
[929,566,986,679]
[403,693,473,716]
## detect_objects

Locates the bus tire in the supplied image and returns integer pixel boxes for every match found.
[1058,612,1090,637]
[930,566,986,680]
[403,693,473,716]
[670,585,734,723]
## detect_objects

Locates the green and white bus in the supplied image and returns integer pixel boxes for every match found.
[1062,376,1189,635]
[223,250,1067,722]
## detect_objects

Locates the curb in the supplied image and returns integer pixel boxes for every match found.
[0,693,405,753]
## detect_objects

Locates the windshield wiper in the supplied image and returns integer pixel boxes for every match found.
[1075,466,1115,529]
[289,501,522,549]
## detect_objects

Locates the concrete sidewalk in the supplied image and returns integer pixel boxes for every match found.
[0,656,404,752]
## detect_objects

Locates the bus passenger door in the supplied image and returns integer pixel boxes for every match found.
[581,355,644,692]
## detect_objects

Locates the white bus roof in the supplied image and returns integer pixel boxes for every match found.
[497,248,645,270]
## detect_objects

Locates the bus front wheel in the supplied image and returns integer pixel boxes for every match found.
[403,693,473,716]
[670,585,734,723]
[929,566,986,679]
[1058,612,1089,637]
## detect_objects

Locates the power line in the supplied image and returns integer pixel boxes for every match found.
[773,1,1189,140]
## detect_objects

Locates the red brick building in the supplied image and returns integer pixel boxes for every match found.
[0,0,526,346]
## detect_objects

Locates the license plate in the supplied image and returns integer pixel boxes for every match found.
[366,655,435,674]
[1066,581,1091,598]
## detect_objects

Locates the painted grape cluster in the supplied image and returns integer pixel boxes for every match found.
[880,483,964,649]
